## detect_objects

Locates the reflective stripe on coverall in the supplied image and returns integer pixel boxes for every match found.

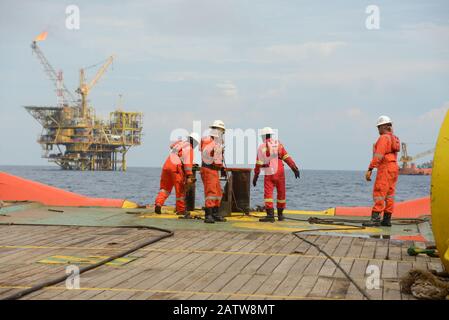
[368,132,400,214]
[254,138,297,209]
[200,136,224,208]
[154,140,193,212]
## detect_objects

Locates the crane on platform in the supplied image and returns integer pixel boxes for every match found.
[25,33,142,171]
[30,32,78,106]
[77,56,114,119]
[400,142,435,169]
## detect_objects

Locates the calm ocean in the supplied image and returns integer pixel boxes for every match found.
[0,166,430,211]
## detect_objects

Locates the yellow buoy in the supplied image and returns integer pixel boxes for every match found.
[431,110,449,272]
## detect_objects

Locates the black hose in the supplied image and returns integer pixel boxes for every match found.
[0,222,174,300]
[292,230,372,300]
[279,213,426,226]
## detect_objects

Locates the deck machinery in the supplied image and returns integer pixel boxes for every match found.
[25,33,142,171]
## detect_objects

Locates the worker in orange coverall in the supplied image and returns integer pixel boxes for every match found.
[253,127,300,222]
[363,115,401,227]
[154,132,200,217]
[201,120,227,224]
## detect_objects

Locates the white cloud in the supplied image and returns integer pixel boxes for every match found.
[264,41,347,61]
[418,102,449,123]
[216,81,238,98]
[399,102,449,148]
[84,16,145,29]
[345,107,362,118]
[400,23,449,44]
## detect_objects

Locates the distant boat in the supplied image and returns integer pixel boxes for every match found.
[399,162,432,175]
[399,143,433,176]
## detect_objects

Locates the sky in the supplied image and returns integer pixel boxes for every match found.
[0,0,448,170]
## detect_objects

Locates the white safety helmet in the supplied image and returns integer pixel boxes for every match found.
[260,127,274,136]
[210,120,226,131]
[209,129,220,138]
[376,115,392,127]
[188,132,200,145]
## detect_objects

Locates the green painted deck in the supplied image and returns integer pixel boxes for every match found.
[0,202,442,300]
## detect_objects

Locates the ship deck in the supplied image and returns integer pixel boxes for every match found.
[0,202,442,300]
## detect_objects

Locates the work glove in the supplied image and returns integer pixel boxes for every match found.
[292,166,300,179]
[252,174,259,187]
[220,167,227,178]
[365,170,372,182]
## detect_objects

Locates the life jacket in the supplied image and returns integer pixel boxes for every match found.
[256,139,285,175]
[201,136,223,169]
[374,133,401,163]
[164,140,193,174]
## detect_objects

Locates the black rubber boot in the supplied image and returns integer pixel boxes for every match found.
[154,205,162,214]
[362,212,381,227]
[259,208,275,222]
[212,207,227,222]
[204,208,215,224]
[277,208,285,221]
[381,212,392,227]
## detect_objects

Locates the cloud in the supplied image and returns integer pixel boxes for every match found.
[216,81,238,98]
[264,41,347,61]
[399,23,449,46]
[418,102,449,123]
[399,102,449,147]
[345,107,362,118]
[84,16,145,29]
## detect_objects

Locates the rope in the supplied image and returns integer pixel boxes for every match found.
[401,269,449,300]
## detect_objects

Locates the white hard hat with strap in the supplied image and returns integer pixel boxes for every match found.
[188,132,200,145]
[210,120,226,131]
[376,115,392,127]
[260,127,274,136]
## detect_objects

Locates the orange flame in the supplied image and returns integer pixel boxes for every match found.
[34,31,48,42]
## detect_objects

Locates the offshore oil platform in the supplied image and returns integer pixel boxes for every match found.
[25,32,143,171]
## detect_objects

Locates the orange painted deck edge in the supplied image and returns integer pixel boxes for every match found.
[0,172,125,208]
[1,172,430,217]
[335,197,430,218]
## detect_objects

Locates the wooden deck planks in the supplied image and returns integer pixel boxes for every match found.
[0,225,444,300]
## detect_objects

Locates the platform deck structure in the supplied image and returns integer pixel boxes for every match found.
[0,203,442,300]
[25,106,143,171]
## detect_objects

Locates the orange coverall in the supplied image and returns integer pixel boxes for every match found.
[154,140,194,213]
[368,132,400,214]
[254,139,297,209]
[200,136,224,208]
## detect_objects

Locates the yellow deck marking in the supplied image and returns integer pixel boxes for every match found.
[231,221,381,234]
[140,207,335,218]
[284,208,335,216]
[0,285,342,300]
[121,200,139,209]
[38,255,135,266]
[0,244,402,263]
